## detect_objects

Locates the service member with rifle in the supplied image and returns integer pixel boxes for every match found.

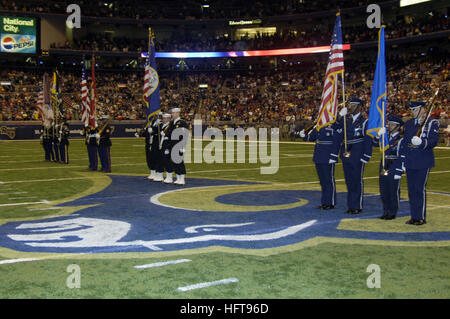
[58,120,70,164]
[401,88,441,225]
[154,113,173,183]
[97,116,113,173]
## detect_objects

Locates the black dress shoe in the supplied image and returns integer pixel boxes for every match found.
[322,205,335,210]
[384,215,396,220]
[405,219,414,224]
[346,209,354,214]
[350,209,362,214]
[379,213,388,219]
[412,219,426,225]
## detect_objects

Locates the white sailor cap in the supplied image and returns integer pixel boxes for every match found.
[162,113,171,118]
[171,108,181,113]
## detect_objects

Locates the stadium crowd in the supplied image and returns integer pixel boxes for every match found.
[0,0,394,20]
[0,52,448,126]
[49,12,449,53]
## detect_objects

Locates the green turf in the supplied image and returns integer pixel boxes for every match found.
[0,137,449,298]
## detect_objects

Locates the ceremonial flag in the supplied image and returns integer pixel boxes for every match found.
[42,73,53,126]
[36,89,44,122]
[366,26,389,151]
[143,28,160,122]
[89,55,97,128]
[81,60,91,127]
[316,13,345,131]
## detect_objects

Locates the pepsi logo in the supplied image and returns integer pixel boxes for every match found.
[2,36,14,50]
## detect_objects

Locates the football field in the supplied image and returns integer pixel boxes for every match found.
[0,137,449,299]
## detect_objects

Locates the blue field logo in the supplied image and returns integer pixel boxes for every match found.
[0,175,448,254]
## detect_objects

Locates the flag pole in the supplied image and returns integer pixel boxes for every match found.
[381,100,386,171]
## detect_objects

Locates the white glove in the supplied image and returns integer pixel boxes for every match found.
[148,127,153,133]
[164,149,170,155]
[377,127,386,137]
[328,159,337,164]
[134,132,139,138]
[299,129,305,138]
[95,133,100,139]
[411,136,422,146]
[394,175,402,180]
[339,107,348,117]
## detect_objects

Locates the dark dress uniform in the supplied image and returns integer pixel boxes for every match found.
[42,126,53,161]
[302,123,341,209]
[52,125,60,162]
[159,120,174,177]
[98,125,112,173]
[401,102,440,225]
[86,127,99,171]
[149,118,163,174]
[170,117,189,177]
[58,122,70,164]
[374,129,405,219]
[335,110,373,214]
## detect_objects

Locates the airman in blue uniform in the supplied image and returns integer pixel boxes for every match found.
[373,115,405,220]
[299,122,341,210]
[335,98,373,214]
[401,101,440,225]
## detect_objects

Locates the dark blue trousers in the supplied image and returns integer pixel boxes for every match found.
[59,143,69,164]
[43,141,52,161]
[406,168,430,221]
[379,164,401,217]
[98,145,111,172]
[53,142,60,162]
[342,160,365,210]
[315,163,336,206]
[87,145,98,170]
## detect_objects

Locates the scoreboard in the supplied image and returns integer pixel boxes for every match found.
[0,16,37,54]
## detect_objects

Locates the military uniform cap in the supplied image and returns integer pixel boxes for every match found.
[349,97,365,105]
[387,115,404,126]
[408,101,426,109]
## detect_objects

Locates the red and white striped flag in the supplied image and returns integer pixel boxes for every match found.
[36,89,44,122]
[89,55,97,128]
[316,13,344,130]
[80,61,90,127]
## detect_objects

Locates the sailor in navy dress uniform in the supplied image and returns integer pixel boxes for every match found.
[336,98,373,214]
[86,126,99,171]
[42,125,53,161]
[170,108,188,185]
[154,113,173,183]
[98,116,112,173]
[373,115,405,220]
[401,101,440,225]
[51,123,60,163]
[299,123,341,210]
[58,120,70,164]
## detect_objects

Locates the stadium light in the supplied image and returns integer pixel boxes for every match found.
[399,0,431,7]
[198,84,208,88]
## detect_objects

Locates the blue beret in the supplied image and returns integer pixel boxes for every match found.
[409,101,426,109]
[387,115,404,126]
[349,97,365,105]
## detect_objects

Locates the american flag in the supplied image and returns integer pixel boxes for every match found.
[89,55,97,128]
[316,13,345,130]
[36,89,44,122]
[81,61,91,127]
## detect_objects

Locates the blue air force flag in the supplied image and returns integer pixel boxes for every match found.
[366,26,389,151]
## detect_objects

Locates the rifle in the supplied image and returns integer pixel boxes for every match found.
[98,118,113,135]
[415,87,440,137]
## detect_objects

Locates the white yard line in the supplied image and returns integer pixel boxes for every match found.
[0,258,40,265]
[0,200,50,207]
[8,196,37,200]
[177,278,239,292]
[0,192,27,195]
[134,259,191,269]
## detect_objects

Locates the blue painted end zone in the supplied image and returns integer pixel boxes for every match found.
[0,175,448,254]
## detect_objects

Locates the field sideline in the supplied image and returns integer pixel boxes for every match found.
[0,137,449,299]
